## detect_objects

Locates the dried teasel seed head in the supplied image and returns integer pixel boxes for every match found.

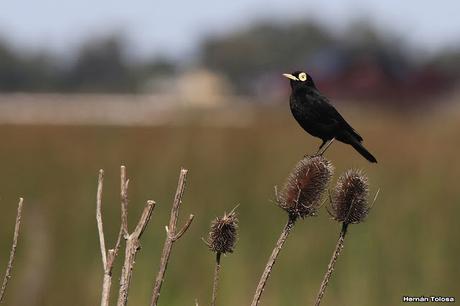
[279,156,334,219]
[206,210,239,254]
[330,169,370,225]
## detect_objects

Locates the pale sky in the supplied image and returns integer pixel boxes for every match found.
[1,0,459,60]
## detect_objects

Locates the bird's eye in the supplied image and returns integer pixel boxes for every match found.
[298,72,307,81]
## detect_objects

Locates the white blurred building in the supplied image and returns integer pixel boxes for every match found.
[145,68,233,107]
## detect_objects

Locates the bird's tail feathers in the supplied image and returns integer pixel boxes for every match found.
[351,141,377,163]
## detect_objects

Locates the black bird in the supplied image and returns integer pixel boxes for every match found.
[283,71,377,163]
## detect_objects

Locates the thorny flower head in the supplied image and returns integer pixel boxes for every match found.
[330,169,371,225]
[206,209,239,254]
[279,156,333,219]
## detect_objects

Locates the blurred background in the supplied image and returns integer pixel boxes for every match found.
[0,1,459,305]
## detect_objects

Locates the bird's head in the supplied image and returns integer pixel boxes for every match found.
[282,71,316,89]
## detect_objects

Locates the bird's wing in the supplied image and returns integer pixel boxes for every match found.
[312,96,363,141]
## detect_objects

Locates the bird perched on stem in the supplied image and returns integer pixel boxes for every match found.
[283,71,377,163]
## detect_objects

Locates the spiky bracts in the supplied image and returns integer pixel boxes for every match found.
[330,169,370,225]
[207,210,238,254]
[279,156,334,219]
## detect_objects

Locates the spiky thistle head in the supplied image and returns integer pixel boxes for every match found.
[206,209,239,254]
[330,169,370,225]
[278,156,334,219]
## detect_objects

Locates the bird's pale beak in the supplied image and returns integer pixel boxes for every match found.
[282,73,299,81]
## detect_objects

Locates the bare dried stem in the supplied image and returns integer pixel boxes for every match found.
[250,217,296,306]
[174,214,194,241]
[97,166,156,306]
[110,166,130,267]
[314,223,349,306]
[100,257,113,306]
[96,170,107,268]
[96,170,114,306]
[211,252,221,306]
[150,168,194,306]
[97,168,127,306]
[120,165,129,238]
[0,198,24,304]
[116,200,156,306]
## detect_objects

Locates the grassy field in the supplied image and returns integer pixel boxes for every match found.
[0,104,459,306]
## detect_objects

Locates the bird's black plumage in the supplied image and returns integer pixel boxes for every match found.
[284,71,377,163]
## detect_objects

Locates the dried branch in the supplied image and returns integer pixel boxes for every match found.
[96,170,107,269]
[97,168,126,306]
[314,223,348,306]
[173,214,194,241]
[97,166,156,306]
[117,200,156,306]
[110,166,131,268]
[120,165,129,238]
[96,169,115,306]
[150,168,194,306]
[211,252,221,306]
[0,198,24,304]
[250,217,296,306]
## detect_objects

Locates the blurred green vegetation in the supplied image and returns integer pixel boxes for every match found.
[1,20,459,96]
[0,106,459,306]
[0,34,176,93]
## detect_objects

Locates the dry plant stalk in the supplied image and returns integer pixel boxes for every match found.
[96,169,121,306]
[314,223,348,306]
[205,209,238,306]
[0,198,24,304]
[211,253,221,306]
[96,166,156,306]
[97,169,123,306]
[150,168,194,306]
[250,217,295,306]
[314,169,373,306]
[251,156,333,306]
[117,199,156,306]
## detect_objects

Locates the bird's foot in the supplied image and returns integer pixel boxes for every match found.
[303,152,321,159]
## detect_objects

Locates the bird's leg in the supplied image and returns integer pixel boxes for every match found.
[305,139,335,158]
[317,138,335,156]
[317,140,327,152]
